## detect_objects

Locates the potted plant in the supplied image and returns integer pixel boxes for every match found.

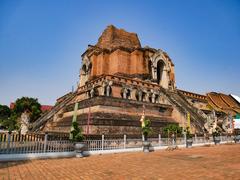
[212,128,221,145]
[185,127,193,148]
[233,129,240,143]
[141,119,152,153]
[70,121,85,157]
[234,135,240,143]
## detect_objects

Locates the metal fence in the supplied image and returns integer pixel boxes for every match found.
[0,132,235,154]
[85,135,235,151]
[83,135,235,151]
[0,132,74,154]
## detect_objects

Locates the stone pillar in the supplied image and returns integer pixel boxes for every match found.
[157,93,162,103]
[151,93,156,103]
[152,66,157,80]
[100,85,105,96]
[86,91,89,99]
[145,92,150,102]
[128,88,133,100]
[131,89,137,101]
[106,85,111,96]
[160,69,169,89]
[137,90,143,101]
[90,87,95,98]
[123,88,128,99]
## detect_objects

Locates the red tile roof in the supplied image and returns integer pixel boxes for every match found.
[207,92,240,115]
[40,105,53,111]
[9,103,53,112]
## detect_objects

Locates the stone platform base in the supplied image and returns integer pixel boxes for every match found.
[43,96,177,135]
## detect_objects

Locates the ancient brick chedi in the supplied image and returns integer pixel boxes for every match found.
[80,25,175,90]
[31,25,240,135]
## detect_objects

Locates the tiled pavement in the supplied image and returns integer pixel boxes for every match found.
[0,144,240,180]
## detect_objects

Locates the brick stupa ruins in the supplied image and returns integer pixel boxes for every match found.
[31,25,240,135]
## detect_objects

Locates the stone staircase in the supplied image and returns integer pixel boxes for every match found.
[31,92,76,132]
[161,88,207,132]
[202,113,217,134]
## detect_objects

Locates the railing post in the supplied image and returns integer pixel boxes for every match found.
[101,134,104,151]
[7,132,11,154]
[142,134,144,141]
[183,132,187,147]
[158,134,161,146]
[124,134,126,149]
[195,134,197,144]
[43,132,48,153]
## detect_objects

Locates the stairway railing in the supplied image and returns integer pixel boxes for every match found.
[31,92,76,132]
[161,89,206,132]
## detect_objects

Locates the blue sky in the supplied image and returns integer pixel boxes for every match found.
[0,0,240,106]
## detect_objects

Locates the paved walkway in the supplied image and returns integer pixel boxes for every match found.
[0,144,240,179]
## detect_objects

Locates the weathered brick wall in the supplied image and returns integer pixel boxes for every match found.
[90,49,148,77]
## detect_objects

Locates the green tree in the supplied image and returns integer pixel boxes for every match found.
[1,115,18,132]
[13,97,42,123]
[0,104,11,121]
[0,104,18,132]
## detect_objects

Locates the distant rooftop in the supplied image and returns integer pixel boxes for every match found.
[10,103,53,112]
[231,94,240,104]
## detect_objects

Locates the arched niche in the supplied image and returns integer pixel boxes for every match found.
[157,60,165,85]
[88,62,92,75]
[149,50,171,89]
[82,64,87,75]
[79,56,91,86]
